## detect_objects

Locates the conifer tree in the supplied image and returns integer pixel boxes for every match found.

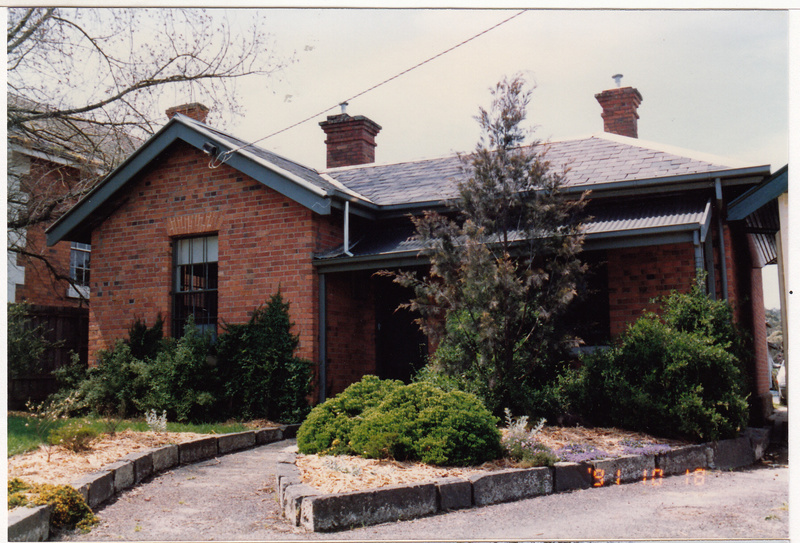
[394,75,586,415]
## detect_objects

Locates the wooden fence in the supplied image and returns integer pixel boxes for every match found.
[8,304,89,409]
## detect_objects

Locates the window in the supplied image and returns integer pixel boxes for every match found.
[68,242,91,298]
[173,235,218,338]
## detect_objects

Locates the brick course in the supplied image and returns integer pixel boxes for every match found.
[324,271,377,396]
[606,242,697,335]
[594,86,643,139]
[86,140,340,366]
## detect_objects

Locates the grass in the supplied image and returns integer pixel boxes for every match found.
[7,414,250,457]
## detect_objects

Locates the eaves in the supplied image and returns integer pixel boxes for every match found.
[46,116,337,246]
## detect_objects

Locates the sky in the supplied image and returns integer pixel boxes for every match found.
[5,6,789,306]
[158,7,790,307]
[180,8,789,173]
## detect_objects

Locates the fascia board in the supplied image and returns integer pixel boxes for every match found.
[584,230,696,251]
[561,166,771,198]
[314,250,426,273]
[727,166,789,221]
[47,121,187,245]
[47,120,332,245]
[10,143,78,167]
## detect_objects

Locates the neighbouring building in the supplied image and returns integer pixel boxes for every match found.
[7,94,138,404]
[46,86,784,424]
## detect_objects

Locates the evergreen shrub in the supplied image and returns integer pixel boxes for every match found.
[564,279,749,442]
[296,375,403,455]
[50,293,311,423]
[298,376,502,466]
[350,382,502,466]
[216,292,313,423]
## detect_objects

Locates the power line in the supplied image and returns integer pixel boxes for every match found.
[217,9,528,164]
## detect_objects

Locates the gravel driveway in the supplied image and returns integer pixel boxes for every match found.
[55,440,789,541]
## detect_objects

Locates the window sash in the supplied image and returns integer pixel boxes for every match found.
[173,236,218,338]
[70,242,91,287]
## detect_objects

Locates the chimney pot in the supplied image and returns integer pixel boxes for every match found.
[166,103,210,123]
[595,84,642,139]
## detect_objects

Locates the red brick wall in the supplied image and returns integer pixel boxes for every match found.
[14,157,86,308]
[606,231,771,423]
[86,140,340,366]
[606,242,697,336]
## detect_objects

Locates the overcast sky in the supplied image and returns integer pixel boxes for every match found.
[161,7,788,307]
[172,8,789,174]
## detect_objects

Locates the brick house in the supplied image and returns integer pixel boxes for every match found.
[47,86,781,423]
[7,94,139,404]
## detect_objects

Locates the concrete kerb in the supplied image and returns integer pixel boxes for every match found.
[7,424,299,542]
[8,504,52,542]
[281,427,772,533]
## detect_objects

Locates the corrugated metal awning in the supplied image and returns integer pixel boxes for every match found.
[314,197,712,272]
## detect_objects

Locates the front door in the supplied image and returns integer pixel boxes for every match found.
[374,274,428,383]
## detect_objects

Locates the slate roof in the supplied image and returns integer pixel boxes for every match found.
[181,117,341,196]
[324,133,744,207]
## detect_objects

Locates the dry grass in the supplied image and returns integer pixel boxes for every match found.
[7,429,210,486]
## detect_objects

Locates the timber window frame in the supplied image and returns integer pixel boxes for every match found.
[68,242,91,299]
[172,235,218,338]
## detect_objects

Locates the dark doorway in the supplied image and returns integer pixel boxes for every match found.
[374,274,428,383]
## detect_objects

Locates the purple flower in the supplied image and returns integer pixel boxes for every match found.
[555,443,611,463]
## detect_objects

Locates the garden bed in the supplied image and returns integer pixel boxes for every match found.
[7,419,280,486]
[282,428,771,532]
[296,425,686,494]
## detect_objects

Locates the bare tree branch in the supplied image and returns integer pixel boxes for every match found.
[8,7,289,301]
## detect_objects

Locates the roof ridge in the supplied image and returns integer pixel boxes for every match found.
[323,151,465,173]
[592,132,755,168]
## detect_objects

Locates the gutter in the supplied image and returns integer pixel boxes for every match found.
[363,165,771,219]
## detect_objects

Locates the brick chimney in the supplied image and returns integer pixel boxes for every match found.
[319,104,382,168]
[166,103,210,123]
[594,77,642,138]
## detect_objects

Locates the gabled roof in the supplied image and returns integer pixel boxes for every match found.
[8,93,141,169]
[47,114,346,245]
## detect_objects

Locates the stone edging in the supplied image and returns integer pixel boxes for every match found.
[8,424,301,542]
[278,427,771,532]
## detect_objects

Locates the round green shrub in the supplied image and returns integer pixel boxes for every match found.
[349,382,502,466]
[296,375,404,455]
